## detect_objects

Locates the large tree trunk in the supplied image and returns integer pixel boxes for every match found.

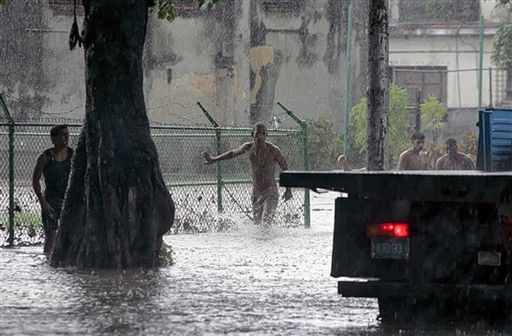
[366,0,389,171]
[51,0,174,268]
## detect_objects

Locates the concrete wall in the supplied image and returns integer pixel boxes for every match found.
[249,0,367,130]
[41,5,86,120]
[0,1,84,121]
[144,13,218,125]
[260,6,343,128]
[0,0,367,131]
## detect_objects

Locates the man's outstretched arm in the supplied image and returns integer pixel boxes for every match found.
[203,142,251,164]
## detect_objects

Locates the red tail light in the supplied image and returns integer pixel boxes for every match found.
[367,222,409,238]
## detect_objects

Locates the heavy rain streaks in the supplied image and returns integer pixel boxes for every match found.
[1,0,512,335]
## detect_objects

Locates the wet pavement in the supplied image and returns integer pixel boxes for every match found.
[1,193,509,335]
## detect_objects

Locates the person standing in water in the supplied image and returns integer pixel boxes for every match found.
[203,122,292,225]
[32,125,73,253]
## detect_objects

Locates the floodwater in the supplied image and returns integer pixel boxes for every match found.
[0,193,508,336]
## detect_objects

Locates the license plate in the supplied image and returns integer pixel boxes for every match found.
[371,237,409,259]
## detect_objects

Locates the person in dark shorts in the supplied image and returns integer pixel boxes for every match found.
[202,122,292,225]
[32,125,73,253]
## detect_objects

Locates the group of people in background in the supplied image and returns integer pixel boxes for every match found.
[337,131,475,172]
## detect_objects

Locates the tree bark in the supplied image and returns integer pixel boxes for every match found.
[367,0,388,171]
[51,0,174,268]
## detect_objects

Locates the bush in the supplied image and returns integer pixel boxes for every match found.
[348,84,411,167]
[420,95,447,143]
[159,241,174,267]
[306,118,343,170]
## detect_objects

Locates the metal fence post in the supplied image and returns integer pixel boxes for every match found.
[478,14,484,111]
[342,4,353,155]
[301,122,310,228]
[489,68,493,107]
[277,102,310,228]
[1,94,15,246]
[197,102,223,212]
[215,127,223,212]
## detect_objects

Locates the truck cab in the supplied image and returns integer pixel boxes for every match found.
[280,108,512,323]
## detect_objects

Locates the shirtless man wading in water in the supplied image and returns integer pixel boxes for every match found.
[203,123,292,225]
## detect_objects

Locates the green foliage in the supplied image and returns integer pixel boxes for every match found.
[14,212,41,229]
[159,241,175,267]
[492,20,512,68]
[420,95,447,143]
[0,0,4,9]
[492,0,512,69]
[306,118,343,170]
[153,0,176,21]
[349,84,412,165]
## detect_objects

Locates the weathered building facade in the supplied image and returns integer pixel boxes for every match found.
[0,0,368,130]
[388,0,508,137]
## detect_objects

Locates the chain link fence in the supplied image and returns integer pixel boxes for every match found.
[0,100,309,246]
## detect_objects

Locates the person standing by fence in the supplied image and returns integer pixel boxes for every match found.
[202,122,292,225]
[32,125,73,253]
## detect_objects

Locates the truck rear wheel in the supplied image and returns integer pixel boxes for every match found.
[378,296,511,324]
[378,296,446,324]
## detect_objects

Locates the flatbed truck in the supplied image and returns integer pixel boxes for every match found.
[280,108,512,322]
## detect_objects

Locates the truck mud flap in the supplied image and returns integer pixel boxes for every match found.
[338,280,511,301]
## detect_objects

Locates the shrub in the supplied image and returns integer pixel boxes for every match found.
[420,95,447,143]
[348,84,412,167]
[306,118,343,170]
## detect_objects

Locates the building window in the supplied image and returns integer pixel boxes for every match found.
[49,0,83,16]
[390,66,448,105]
[399,0,479,24]
[261,0,302,13]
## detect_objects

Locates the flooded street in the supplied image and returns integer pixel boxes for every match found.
[0,193,505,335]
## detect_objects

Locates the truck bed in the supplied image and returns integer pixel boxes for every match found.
[280,170,512,202]
[280,170,512,284]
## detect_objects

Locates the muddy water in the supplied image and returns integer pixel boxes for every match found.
[0,193,505,335]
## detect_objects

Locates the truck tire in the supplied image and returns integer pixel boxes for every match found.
[377,296,446,324]
[379,296,511,324]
